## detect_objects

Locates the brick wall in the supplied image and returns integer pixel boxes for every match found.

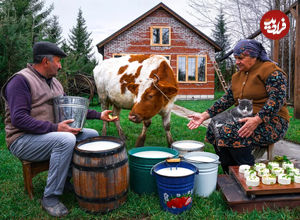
[103,9,216,99]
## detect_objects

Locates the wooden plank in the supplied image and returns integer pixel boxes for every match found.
[294,2,300,119]
[217,174,300,213]
[229,166,300,196]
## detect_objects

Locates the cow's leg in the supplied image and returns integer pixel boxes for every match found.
[112,105,126,141]
[135,119,151,147]
[100,99,109,136]
[162,112,173,147]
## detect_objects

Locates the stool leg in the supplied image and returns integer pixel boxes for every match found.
[267,144,275,161]
[22,163,34,200]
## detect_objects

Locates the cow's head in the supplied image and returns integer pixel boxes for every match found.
[127,60,178,123]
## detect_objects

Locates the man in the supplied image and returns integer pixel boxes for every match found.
[1,41,117,217]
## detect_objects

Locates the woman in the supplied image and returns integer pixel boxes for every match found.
[187,39,289,173]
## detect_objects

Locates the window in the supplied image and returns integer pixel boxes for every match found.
[150,26,171,46]
[177,55,207,82]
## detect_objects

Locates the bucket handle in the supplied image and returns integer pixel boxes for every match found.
[150,158,181,175]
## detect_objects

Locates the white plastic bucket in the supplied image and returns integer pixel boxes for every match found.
[183,152,219,197]
[171,140,204,156]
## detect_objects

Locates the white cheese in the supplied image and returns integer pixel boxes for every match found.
[239,164,251,173]
[262,174,276,185]
[267,161,279,169]
[282,161,294,169]
[246,176,260,187]
[254,163,266,171]
[257,168,270,177]
[272,167,285,176]
[278,174,291,185]
[294,174,300,183]
[286,168,300,176]
[244,169,257,179]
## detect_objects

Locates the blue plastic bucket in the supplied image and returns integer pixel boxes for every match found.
[151,160,198,214]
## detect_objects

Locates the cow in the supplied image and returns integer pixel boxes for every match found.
[93,54,178,147]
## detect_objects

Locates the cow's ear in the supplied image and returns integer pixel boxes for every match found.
[158,81,178,97]
[127,83,139,95]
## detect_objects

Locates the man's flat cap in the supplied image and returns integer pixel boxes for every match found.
[33,41,67,57]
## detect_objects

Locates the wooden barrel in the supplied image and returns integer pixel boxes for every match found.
[73,136,129,212]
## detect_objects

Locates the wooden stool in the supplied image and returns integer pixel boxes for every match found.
[252,143,275,161]
[20,160,49,199]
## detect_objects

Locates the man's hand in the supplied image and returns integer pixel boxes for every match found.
[238,116,262,138]
[187,112,210,130]
[57,119,81,135]
[101,110,119,122]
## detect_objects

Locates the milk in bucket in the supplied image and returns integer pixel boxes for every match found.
[184,152,219,197]
[171,140,204,156]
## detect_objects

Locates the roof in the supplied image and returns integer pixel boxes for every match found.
[96,2,222,53]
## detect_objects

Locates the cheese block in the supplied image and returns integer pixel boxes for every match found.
[239,164,251,173]
[294,174,300,183]
[272,167,284,176]
[257,168,270,177]
[246,176,260,187]
[244,169,257,179]
[282,161,294,169]
[267,161,279,169]
[254,163,266,171]
[262,174,276,185]
[278,174,291,185]
[286,168,300,176]
[108,114,118,120]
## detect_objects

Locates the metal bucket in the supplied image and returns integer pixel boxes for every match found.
[128,147,178,194]
[171,140,204,156]
[184,152,219,197]
[53,96,89,129]
[151,160,198,214]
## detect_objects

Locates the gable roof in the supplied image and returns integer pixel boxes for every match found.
[96,2,222,53]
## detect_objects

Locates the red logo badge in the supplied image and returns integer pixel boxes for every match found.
[260,10,290,40]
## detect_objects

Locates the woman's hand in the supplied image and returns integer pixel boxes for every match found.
[57,119,81,135]
[100,110,119,122]
[187,112,210,130]
[238,115,262,138]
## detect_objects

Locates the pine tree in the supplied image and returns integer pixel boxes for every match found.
[212,7,231,91]
[44,15,63,45]
[67,8,95,76]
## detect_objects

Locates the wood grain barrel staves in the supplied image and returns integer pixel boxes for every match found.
[72,136,129,212]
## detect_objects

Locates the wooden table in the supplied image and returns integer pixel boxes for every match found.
[217,169,300,213]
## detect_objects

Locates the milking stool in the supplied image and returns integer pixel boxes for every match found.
[20,160,49,199]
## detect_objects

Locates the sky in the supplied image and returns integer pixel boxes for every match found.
[44,0,213,55]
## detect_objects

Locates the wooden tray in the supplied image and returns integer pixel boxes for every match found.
[229,166,300,197]
[217,174,300,213]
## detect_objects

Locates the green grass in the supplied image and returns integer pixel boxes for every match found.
[1,93,300,219]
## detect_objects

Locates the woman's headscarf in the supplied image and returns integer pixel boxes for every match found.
[233,39,273,62]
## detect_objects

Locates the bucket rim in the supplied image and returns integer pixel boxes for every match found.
[183,152,220,164]
[152,160,198,178]
[128,146,178,159]
[171,140,204,151]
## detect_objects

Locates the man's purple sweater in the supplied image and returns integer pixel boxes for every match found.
[4,74,101,134]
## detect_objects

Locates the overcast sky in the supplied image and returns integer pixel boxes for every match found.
[45,0,213,54]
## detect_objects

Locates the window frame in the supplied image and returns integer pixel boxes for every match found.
[150,26,171,46]
[176,55,207,83]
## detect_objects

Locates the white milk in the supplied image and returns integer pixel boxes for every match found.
[156,167,194,177]
[187,156,215,163]
[133,151,174,158]
[78,141,120,152]
[173,142,203,150]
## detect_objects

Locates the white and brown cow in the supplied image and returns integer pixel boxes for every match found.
[93,54,178,147]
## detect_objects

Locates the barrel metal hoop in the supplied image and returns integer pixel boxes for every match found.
[75,189,128,204]
[74,144,124,158]
[73,158,128,172]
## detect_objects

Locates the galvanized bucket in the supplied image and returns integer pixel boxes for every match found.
[53,96,89,129]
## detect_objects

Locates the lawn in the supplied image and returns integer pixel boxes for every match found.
[1,93,300,219]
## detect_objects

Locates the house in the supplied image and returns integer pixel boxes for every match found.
[96,2,222,100]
